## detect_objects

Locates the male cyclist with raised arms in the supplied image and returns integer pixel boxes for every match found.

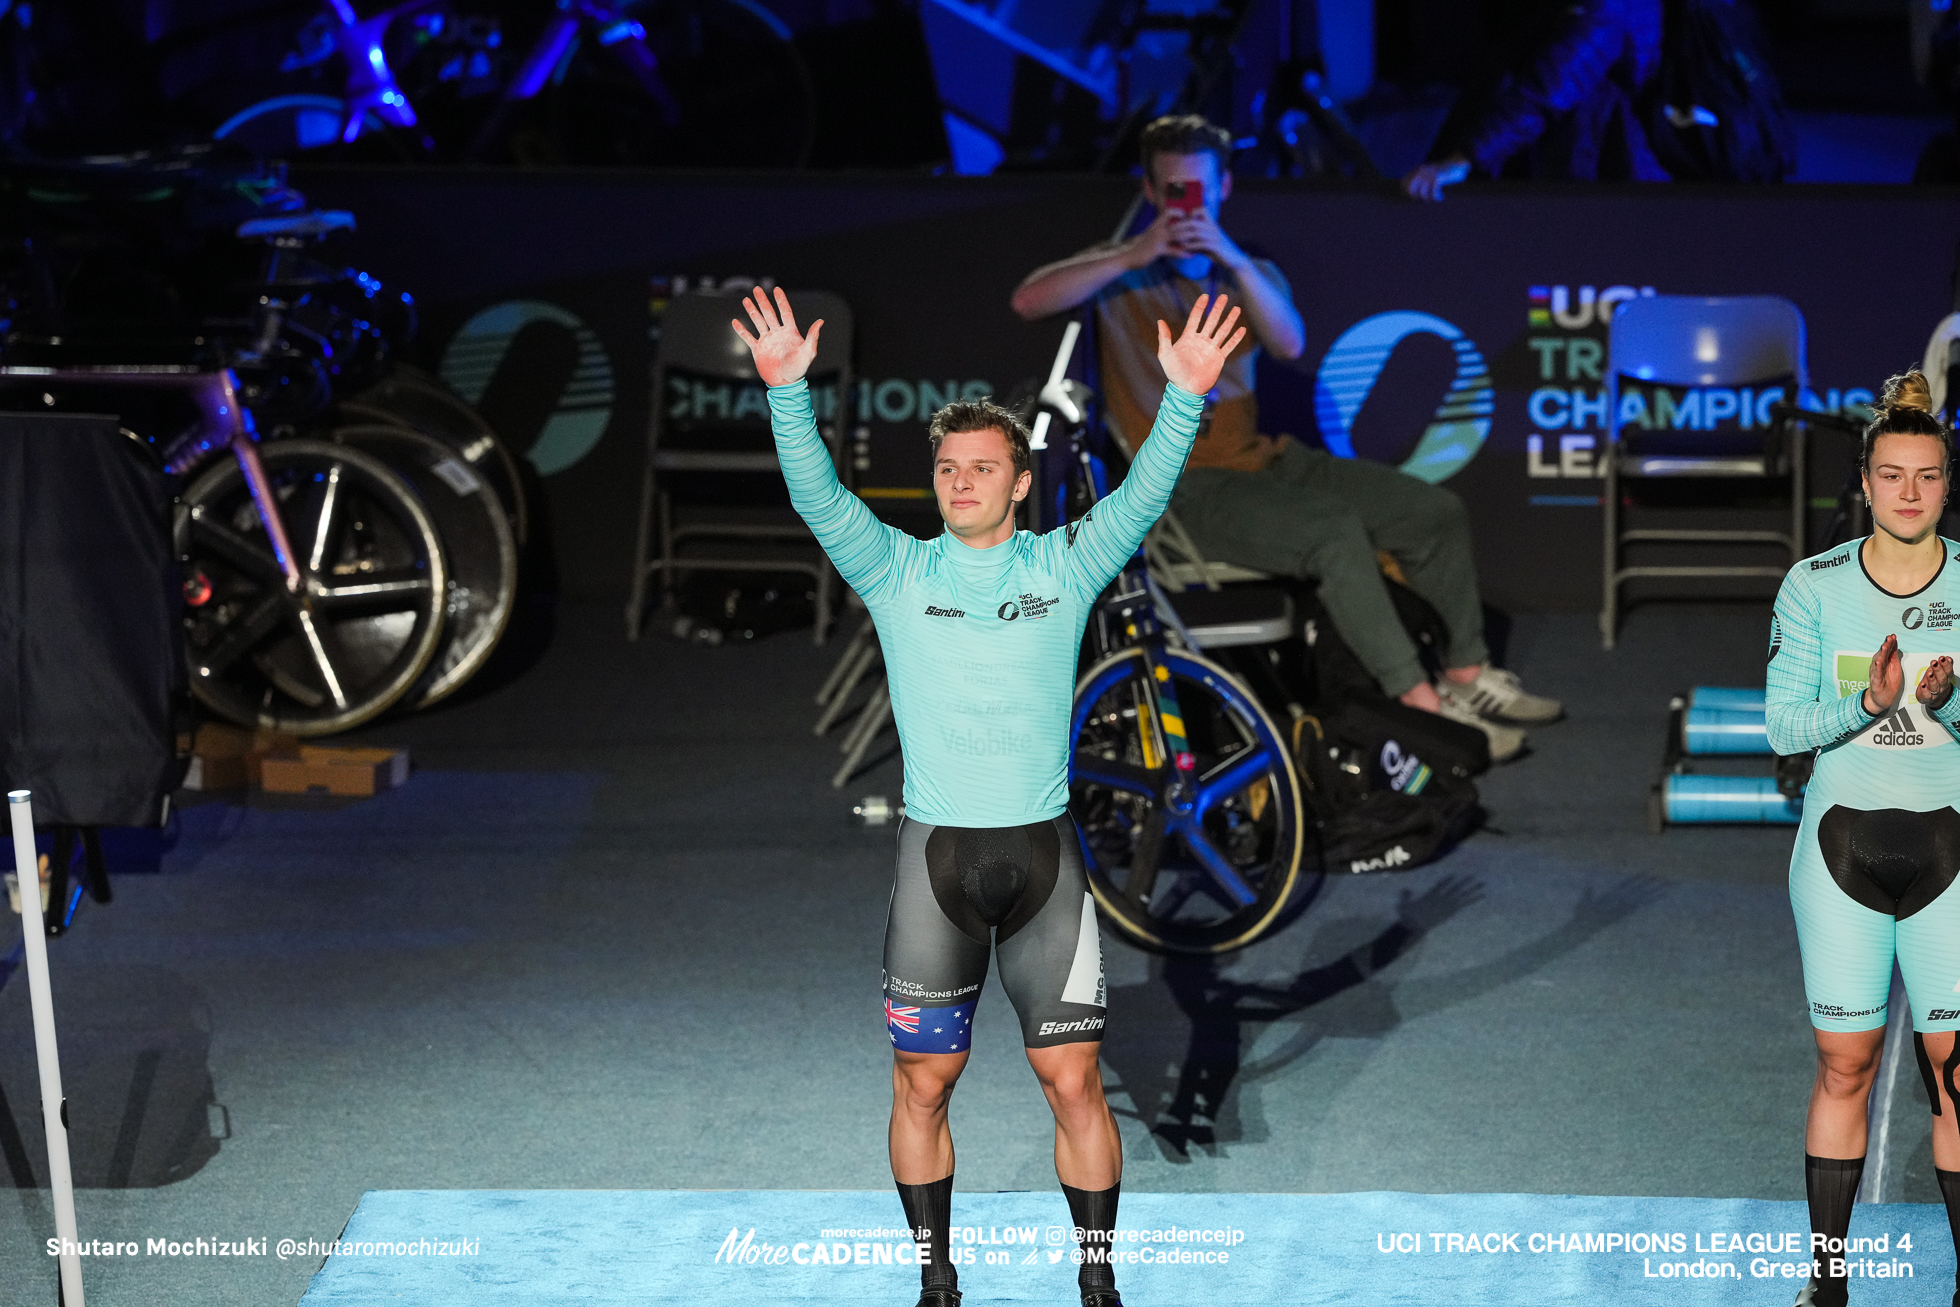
[734,286,1244,1307]
[1766,370,1960,1307]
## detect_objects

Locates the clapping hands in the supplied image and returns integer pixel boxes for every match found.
[1862,636,1957,714]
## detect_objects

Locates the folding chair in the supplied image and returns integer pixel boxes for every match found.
[625,289,855,643]
[1601,295,1808,649]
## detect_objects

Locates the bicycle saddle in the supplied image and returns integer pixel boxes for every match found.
[236,210,356,241]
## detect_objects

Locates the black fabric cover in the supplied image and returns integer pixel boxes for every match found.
[0,413,185,826]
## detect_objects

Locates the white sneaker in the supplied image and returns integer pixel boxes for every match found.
[1440,666,1563,724]
[1433,688,1527,763]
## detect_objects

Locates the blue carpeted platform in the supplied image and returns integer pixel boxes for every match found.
[298,1189,1952,1305]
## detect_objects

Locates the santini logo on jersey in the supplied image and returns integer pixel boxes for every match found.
[924,605,966,619]
[1349,845,1413,873]
[1810,551,1850,571]
[1038,1017,1105,1035]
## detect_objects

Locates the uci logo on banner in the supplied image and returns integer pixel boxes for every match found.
[1313,311,1492,484]
[441,300,615,476]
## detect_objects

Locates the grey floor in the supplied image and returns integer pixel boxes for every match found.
[0,599,1904,1305]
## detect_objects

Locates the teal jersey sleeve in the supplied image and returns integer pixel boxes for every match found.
[767,379,925,603]
[1044,381,1205,598]
[1766,566,1873,756]
[1934,684,1960,729]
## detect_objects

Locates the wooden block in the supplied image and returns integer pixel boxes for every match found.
[4,854,50,914]
[182,754,250,792]
[184,722,302,791]
[258,746,410,798]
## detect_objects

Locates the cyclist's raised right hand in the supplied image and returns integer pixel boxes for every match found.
[732,286,823,387]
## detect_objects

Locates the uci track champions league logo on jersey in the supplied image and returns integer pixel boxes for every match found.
[1904,602,1957,632]
[997,593,1060,622]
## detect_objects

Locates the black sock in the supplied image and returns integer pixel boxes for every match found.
[897,1175,956,1290]
[1063,1181,1120,1297]
[1937,1168,1960,1306]
[1805,1154,1864,1307]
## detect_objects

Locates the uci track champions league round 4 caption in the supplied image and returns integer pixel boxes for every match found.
[1373,1225,1917,1285]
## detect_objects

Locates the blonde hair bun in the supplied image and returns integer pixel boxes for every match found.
[1880,369,1935,415]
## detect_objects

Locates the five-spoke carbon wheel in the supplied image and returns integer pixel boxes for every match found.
[1070,646,1308,954]
[340,362,530,548]
[328,424,516,711]
[176,440,447,735]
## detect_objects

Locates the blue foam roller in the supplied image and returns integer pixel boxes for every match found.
[1690,686,1766,712]
[1663,774,1801,824]
[1682,705,1770,755]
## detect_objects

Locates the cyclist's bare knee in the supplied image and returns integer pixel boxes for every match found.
[1813,1029,1883,1100]
[893,1050,966,1115]
[1027,1042,1106,1114]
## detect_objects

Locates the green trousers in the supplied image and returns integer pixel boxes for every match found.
[1169,442,1490,698]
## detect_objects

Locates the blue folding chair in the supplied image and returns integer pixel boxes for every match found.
[1601,295,1809,648]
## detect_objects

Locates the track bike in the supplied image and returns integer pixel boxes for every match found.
[211,0,816,168]
[0,152,519,729]
[0,361,451,736]
[1054,398,1315,955]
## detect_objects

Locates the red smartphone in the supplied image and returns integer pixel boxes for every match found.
[1162,179,1205,214]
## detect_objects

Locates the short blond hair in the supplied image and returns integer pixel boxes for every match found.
[927,401,1032,476]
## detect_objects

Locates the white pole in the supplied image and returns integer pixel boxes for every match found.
[1028,319,1082,453]
[1860,963,1911,1204]
[9,790,84,1306]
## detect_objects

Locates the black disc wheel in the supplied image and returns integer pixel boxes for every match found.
[1069,646,1309,955]
[176,440,447,735]
[329,424,516,710]
[339,363,529,548]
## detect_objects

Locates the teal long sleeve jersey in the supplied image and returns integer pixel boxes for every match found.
[768,377,1205,827]
[1765,538,1960,804]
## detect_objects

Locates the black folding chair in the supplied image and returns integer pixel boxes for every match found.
[625,289,855,643]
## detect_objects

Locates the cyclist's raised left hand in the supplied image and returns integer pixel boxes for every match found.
[732,286,823,387]
[1156,293,1245,397]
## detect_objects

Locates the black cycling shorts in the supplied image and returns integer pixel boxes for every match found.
[882,814,1107,1053]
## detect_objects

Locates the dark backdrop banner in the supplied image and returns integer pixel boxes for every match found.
[295,168,1960,611]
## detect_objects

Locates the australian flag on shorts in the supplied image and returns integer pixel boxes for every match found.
[886,997,977,1055]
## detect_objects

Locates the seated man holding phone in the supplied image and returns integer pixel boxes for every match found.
[1010,114,1560,759]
